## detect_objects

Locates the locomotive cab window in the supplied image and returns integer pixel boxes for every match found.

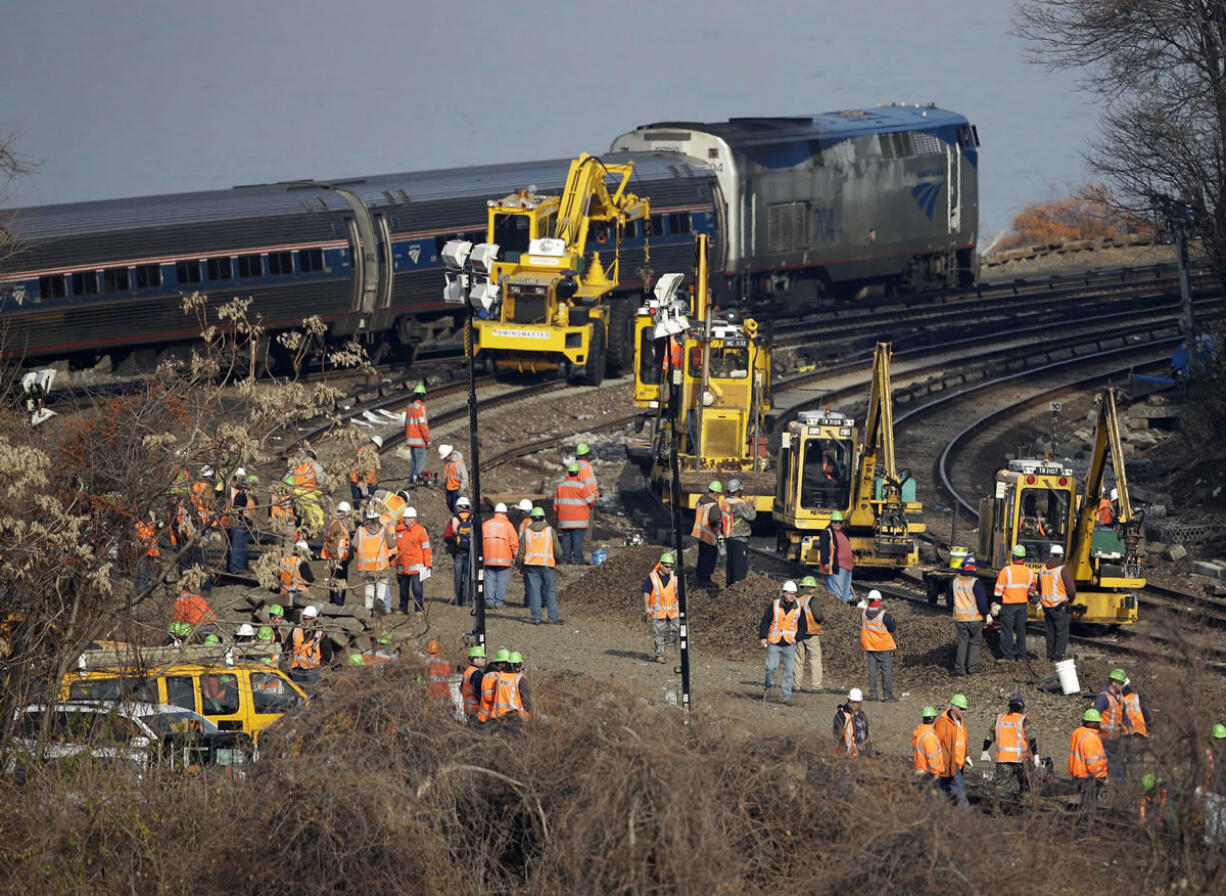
[492,214,531,262]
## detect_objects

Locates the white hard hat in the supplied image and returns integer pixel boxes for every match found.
[302,605,319,619]
[295,540,310,553]
[867,589,883,603]
[494,502,507,513]
[233,467,247,479]
[438,443,454,459]
[200,465,213,478]
[1049,544,1064,555]
[1110,488,1118,500]
[365,507,381,520]
[781,580,798,593]
[402,506,417,518]
[236,623,255,637]
[336,501,352,514]
[371,435,384,449]
[849,688,864,702]
[517,499,533,512]
[456,497,470,508]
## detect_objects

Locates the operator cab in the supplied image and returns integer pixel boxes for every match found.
[981,459,1075,568]
[776,410,857,525]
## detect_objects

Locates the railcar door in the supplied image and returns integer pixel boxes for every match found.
[946,143,961,234]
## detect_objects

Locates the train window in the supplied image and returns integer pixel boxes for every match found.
[668,213,692,236]
[71,271,99,296]
[299,248,324,273]
[207,257,233,281]
[175,260,202,285]
[39,275,67,300]
[135,265,162,289]
[957,125,979,149]
[650,215,665,237]
[236,254,263,279]
[267,252,293,276]
[103,267,130,292]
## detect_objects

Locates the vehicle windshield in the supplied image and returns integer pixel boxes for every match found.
[801,437,854,511]
[1016,486,1071,556]
[492,213,531,262]
[708,346,750,379]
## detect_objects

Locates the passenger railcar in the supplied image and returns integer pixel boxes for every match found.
[610,103,979,303]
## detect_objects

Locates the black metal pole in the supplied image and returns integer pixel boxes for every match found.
[465,291,486,648]
[1175,210,1195,348]
[666,348,692,712]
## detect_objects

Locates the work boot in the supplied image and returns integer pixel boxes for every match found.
[655,655,666,664]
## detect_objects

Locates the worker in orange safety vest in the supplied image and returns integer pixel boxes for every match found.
[691,481,724,590]
[859,590,897,701]
[403,384,430,485]
[422,639,452,701]
[554,462,596,565]
[439,444,468,514]
[982,695,1036,812]
[757,580,808,705]
[279,539,315,607]
[460,645,488,724]
[573,442,599,499]
[833,688,873,757]
[1038,543,1076,661]
[935,695,971,807]
[322,501,353,606]
[394,505,432,614]
[354,506,396,614]
[912,705,944,791]
[481,503,518,609]
[349,435,382,503]
[642,552,680,663]
[288,604,332,687]
[1070,708,1109,836]
[1093,668,1131,782]
[517,507,563,625]
[994,544,1036,662]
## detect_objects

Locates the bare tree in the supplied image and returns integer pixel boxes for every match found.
[0,131,36,264]
[1016,1,1226,273]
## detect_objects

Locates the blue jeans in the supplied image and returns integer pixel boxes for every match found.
[484,565,510,607]
[408,446,426,481]
[1103,737,1126,782]
[523,566,559,622]
[940,769,969,807]
[560,528,586,564]
[826,568,853,603]
[764,642,797,701]
[397,572,424,613]
[227,527,249,572]
[453,552,470,605]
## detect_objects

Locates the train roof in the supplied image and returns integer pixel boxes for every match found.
[1,153,715,245]
[634,104,969,148]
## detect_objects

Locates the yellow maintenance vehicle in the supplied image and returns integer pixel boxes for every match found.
[774,342,924,571]
[948,387,1143,624]
[472,153,650,385]
[629,234,775,512]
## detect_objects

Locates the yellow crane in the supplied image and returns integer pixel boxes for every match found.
[472,154,650,385]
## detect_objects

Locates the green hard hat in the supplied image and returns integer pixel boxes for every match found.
[530,507,545,518]
[245,474,259,485]
[509,651,524,665]
[660,552,675,565]
[1212,723,1226,739]
[268,604,285,617]
[1142,773,1157,791]
[950,694,969,710]
[1012,544,1027,558]
[830,511,844,522]
[708,481,723,493]
[1083,708,1102,723]
[576,443,591,456]
[1109,668,1127,683]
[282,473,296,486]
[377,632,392,645]
[261,656,276,666]
[494,648,511,663]
[348,653,367,666]
[257,626,273,641]
[921,706,938,719]
[468,645,486,659]
[413,384,427,395]
[204,634,222,645]
[800,575,818,588]
[567,462,580,473]
[169,621,192,637]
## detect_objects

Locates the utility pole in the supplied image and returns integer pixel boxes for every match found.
[665,346,692,713]
[465,294,486,648]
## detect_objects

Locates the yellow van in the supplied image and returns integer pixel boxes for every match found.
[60,649,307,740]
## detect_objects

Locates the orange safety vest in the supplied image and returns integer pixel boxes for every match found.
[1069,726,1108,779]
[1096,498,1115,526]
[934,711,967,775]
[404,400,430,447]
[554,477,593,530]
[491,671,528,721]
[912,723,943,774]
[136,518,160,558]
[575,458,599,499]
[994,712,1030,763]
[424,656,451,700]
[994,562,1035,605]
[270,494,294,523]
[1123,691,1148,737]
[461,665,484,716]
[860,608,897,652]
[767,600,800,645]
[173,592,216,627]
[349,444,377,486]
[444,457,464,490]
[951,575,981,622]
[646,568,679,619]
[290,627,322,670]
[322,518,350,561]
[355,526,390,573]
[1098,689,1128,739]
[1139,788,1167,824]
[291,460,318,491]
[691,497,720,545]
[279,556,307,594]
[836,708,859,757]
[798,594,822,635]
[477,672,499,722]
[482,515,517,567]
[522,526,557,568]
[664,337,683,372]
[1038,564,1069,608]
[394,522,432,575]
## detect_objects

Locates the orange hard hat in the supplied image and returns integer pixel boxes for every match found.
[426,640,441,656]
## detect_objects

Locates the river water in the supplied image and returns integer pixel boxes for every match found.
[1,0,1096,236]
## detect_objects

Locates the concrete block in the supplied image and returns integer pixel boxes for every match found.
[1190,561,1226,579]
[1165,543,1188,561]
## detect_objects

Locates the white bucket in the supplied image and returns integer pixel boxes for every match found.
[1055,658,1081,695]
